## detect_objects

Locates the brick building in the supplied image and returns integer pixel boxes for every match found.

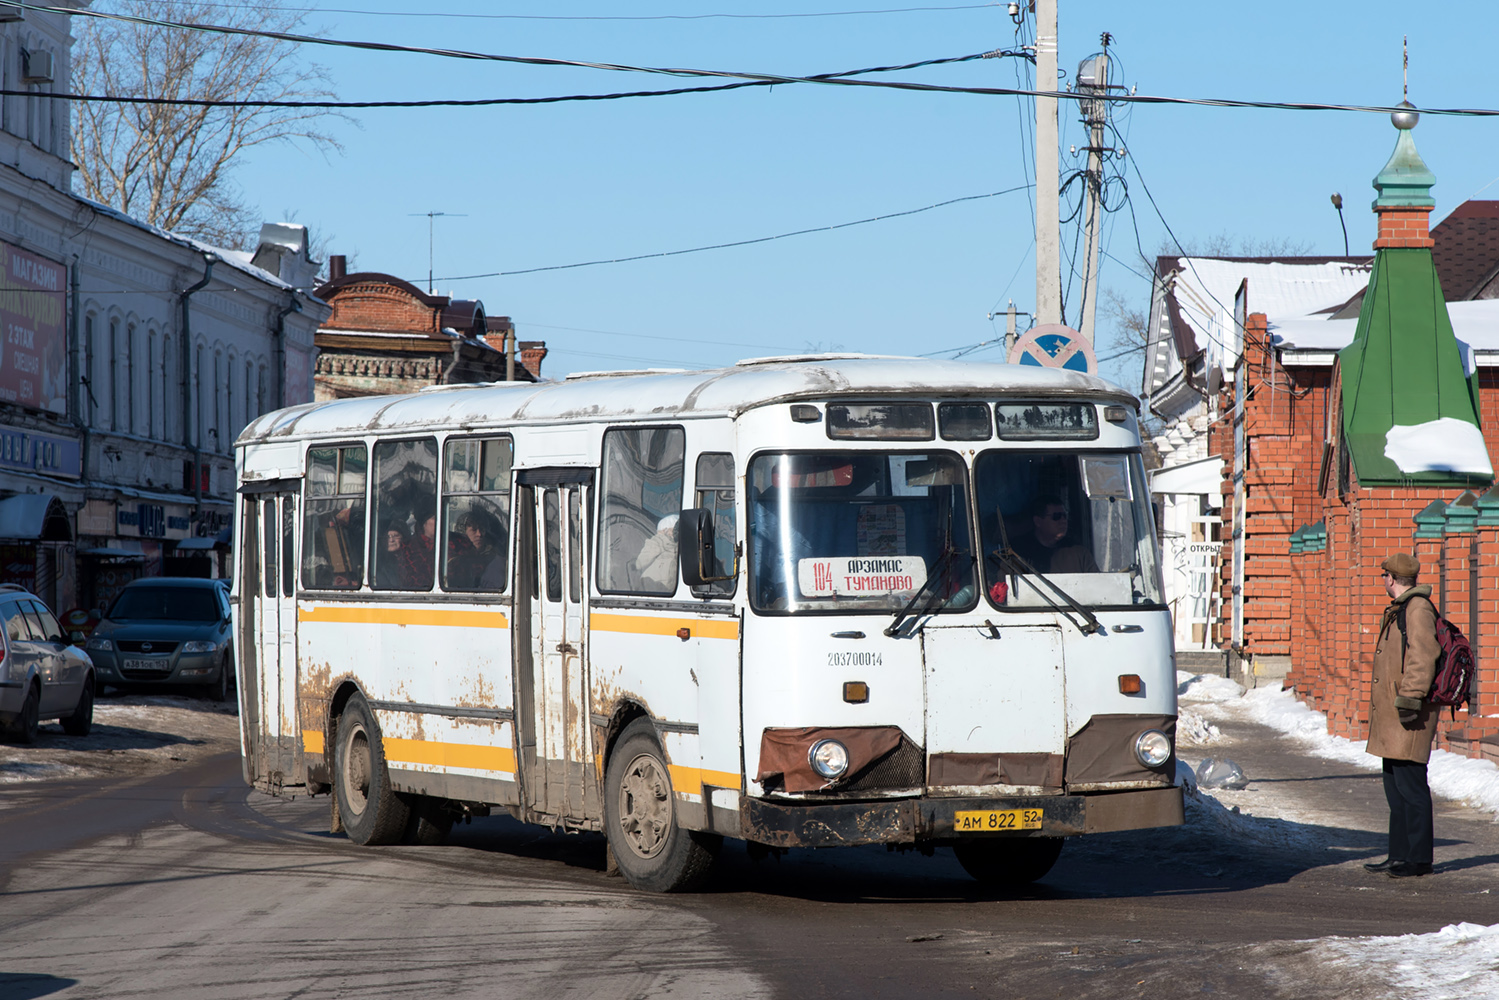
[1210,106,1499,760]
[312,255,546,400]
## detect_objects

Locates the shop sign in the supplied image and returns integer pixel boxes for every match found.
[116,501,191,539]
[0,425,82,479]
[0,242,66,415]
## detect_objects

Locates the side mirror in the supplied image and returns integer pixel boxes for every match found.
[677,508,736,588]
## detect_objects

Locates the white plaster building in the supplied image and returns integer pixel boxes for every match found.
[0,4,329,615]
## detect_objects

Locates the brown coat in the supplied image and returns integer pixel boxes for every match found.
[1366,584,1441,763]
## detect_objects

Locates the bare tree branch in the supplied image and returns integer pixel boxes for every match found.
[71,0,349,249]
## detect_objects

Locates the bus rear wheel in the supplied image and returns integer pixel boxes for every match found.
[335,693,410,846]
[953,837,1065,886]
[604,718,719,893]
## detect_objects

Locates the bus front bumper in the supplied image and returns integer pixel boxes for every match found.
[740,785,1183,848]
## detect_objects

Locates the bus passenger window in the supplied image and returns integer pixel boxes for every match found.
[370,438,438,592]
[262,497,277,599]
[597,427,685,596]
[301,445,367,590]
[694,452,736,598]
[441,436,512,592]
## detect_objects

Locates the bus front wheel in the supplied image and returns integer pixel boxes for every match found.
[953,837,1064,886]
[335,693,411,846]
[603,718,719,892]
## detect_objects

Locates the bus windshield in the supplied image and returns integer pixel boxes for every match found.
[974,449,1164,608]
[748,451,976,613]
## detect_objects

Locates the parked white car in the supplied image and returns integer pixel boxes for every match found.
[0,584,95,743]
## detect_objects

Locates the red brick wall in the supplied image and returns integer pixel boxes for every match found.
[324,283,442,334]
[1214,311,1499,756]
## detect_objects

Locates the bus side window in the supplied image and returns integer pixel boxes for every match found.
[370,438,439,592]
[694,452,736,598]
[597,427,685,596]
[441,436,513,593]
[543,489,562,602]
[262,498,277,598]
[301,445,368,590]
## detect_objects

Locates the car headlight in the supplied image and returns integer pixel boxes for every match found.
[182,640,220,654]
[808,739,850,780]
[86,636,113,651]
[1134,729,1172,768]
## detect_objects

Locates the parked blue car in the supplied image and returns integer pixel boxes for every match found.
[87,578,234,701]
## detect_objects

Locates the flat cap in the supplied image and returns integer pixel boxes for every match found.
[1382,552,1420,577]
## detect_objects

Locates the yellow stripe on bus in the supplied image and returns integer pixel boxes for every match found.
[383,738,516,773]
[589,612,738,641]
[303,729,325,754]
[668,763,742,796]
[298,605,509,629]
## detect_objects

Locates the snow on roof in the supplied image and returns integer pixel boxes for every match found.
[1165,257,1372,368]
[1272,299,1499,354]
[78,196,303,294]
[1385,418,1495,477]
[238,357,1135,444]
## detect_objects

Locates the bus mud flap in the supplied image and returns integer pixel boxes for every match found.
[740,796,917,848]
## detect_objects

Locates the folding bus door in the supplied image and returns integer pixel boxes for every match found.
[253,490,302,789]
[515,470,595,826]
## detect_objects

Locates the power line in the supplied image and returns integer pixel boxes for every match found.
[13,53,995,110]
[31,5,1499,119]
[144,2,1000,20]
[428,185,1034,283]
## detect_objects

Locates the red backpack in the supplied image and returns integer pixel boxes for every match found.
[1396,598,1476,714]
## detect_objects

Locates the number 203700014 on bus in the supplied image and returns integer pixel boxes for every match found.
[954,808,1043,832]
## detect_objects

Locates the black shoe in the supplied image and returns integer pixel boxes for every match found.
[1387,862,1433,878]
[1363,858,1396,873]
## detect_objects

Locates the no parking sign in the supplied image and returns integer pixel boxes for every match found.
[1007,323,1097,375]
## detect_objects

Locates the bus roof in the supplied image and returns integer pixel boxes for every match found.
[237,356,1135,446]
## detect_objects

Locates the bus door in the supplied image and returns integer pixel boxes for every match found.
[515,471,595,824]
[920,623,1067,782]
[252,488,302,789]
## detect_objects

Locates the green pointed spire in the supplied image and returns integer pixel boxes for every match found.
[1339,106,1491,489]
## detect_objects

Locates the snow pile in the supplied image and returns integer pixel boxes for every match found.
[0,760,85,784]
[1176,707,1222,745]
[1179,671,1499,818]
[1299,922,1499,1000]
[1178,772,1323,852]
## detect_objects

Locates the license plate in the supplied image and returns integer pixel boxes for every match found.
[954,808,1043,832]
[123,658,170,672]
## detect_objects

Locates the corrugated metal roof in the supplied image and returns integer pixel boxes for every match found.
[237,357,1133,445]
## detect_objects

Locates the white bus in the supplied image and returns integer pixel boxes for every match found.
[233,356,1182,892]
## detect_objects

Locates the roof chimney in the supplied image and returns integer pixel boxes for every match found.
[329,255,347,281]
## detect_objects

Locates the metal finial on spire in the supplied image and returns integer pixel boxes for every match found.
[1403,35,1409,101]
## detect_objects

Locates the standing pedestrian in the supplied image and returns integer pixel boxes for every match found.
[1363,552,1441,879]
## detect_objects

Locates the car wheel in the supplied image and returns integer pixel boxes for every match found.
[953,837,1065,886]
[11,682,39,744]
[334,693,410,846]
[60,679,94,737]
[205,656,231,703]
[603,718,719,892]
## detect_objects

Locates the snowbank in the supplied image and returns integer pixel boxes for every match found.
[1179,671,1499,817]
[1298,922,1499,1000]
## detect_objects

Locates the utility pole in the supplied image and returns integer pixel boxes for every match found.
[1005,300,1018,355]
[1077,33,1111,345]
[1033,0,1061,326]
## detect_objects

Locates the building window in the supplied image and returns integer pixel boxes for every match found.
[108,319,119,431]
[146,331,155,437]
[82,314,94,424]
[162,336,175,443]
[126,323,136,434]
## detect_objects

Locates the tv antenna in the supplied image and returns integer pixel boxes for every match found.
[409,211,467,293]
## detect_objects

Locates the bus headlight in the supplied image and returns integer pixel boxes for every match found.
[1134,730,1172,768]
[808,739,850,780]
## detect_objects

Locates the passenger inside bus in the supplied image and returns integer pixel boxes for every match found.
[633,513,680,592]
[451,507,506,590]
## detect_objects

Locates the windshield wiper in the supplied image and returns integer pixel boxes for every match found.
[885,506,971,637]
[991,508,1105,636]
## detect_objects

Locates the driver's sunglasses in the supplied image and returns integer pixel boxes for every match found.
[1043,511,1069,521]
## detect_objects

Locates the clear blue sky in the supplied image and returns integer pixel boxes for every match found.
[217,1,1499,389]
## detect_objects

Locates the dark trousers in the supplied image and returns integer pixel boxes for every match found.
[1382,758,1434,865]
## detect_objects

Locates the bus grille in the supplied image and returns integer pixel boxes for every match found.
[841,735,925,792]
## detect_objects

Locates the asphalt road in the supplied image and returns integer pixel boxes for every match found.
[4,711,1499,1000]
